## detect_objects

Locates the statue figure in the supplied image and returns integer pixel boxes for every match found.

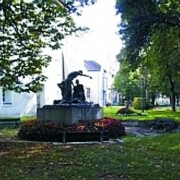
[57,70,92,104]
[57,80,65,98]
[73,79,86,102]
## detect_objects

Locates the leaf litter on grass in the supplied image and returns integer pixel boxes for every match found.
[2,125,180,179]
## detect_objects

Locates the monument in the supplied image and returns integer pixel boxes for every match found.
[37,70,104,126]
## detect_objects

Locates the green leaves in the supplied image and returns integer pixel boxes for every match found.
[116,0,180,65]
[0,0,82,92]
[114,61,141,100]
[116,0,180,111]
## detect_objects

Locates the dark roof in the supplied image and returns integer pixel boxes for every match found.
[84,60,101,71]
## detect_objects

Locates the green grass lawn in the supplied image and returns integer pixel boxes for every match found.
[1,133,180,179]
[1,107,180,179]
[103,106,180,122]
[0,128,19,141]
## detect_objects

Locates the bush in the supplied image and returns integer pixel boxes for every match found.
[95,117,126,137]
[18,118,126,142]
[133,97,150,110]
[17,120,65,142]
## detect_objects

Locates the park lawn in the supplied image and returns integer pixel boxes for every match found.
[0,132,180,179]
[1,108,180,179]
[0,128,19,140]
[103,106,180,122]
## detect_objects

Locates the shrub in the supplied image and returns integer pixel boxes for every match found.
[17,120,65,142]
[133,97,149,110]
[18,118,126,142]
[94,117,126,137]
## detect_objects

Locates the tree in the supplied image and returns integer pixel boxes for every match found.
[114,60,141,102]
[116,0,180,111]
[0,0,86,92]
[144,27,180,111]
[116,0,180,67]
[115,0,158,67]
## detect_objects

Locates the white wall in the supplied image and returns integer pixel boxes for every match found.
[155,95,170,106]
[42,57,63,105]
[0,87,37,118]
[85,71,100,105]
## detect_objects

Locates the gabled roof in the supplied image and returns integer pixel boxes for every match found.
[84,60,101,71]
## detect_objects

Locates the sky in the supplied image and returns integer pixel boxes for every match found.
[42,0,123,73]
[70,0,122,65]
[25,0,123,63]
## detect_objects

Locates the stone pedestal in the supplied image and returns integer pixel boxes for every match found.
[37,104,104,126]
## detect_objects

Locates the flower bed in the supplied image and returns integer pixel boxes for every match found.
[17,117,126,142]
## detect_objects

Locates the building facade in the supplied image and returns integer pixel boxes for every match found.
[0,53,115,117]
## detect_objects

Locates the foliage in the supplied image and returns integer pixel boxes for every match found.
[144,27,180,111]
[0,0,86,92]
[115,0,180,111]
[133,97,150,110]
[95,117,126,137]
[116,0,157,66]
[17,120,65,141]
[114,61,141,101]
[17,118,126,141]
[116,0,180,66]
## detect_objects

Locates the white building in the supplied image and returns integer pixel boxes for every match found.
[0,87,37,117]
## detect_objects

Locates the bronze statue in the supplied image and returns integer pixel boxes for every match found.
[73,79,86,101]
[57,70,92,104]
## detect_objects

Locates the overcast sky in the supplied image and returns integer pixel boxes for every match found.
[72,0,122,64]
[42,0,122,72]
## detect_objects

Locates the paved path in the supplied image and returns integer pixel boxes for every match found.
[124,125,180,137]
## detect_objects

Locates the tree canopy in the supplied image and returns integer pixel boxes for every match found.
[116,0,180,66]
[0,0,88,92]
[114,61,141,101]
[115,0,180,111]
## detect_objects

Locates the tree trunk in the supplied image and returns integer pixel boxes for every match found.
[168,76,176,112]
[176,94,179,106]
[171,91,176,112]
[151,94,156,106]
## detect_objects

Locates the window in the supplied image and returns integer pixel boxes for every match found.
[2,89,12,105]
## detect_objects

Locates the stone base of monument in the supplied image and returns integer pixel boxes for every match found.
[37,104,104,126]
[59,131,109,143]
